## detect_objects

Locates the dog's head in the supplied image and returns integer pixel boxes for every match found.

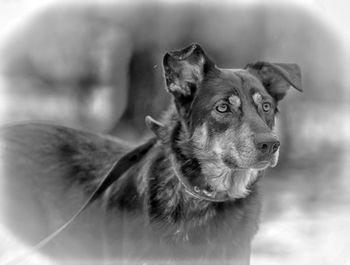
[153,44,301,199]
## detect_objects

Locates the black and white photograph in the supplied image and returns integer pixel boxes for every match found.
[0,0,349,264]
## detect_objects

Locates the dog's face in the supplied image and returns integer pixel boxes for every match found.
[162,44,301,198]
[190,69,280,170]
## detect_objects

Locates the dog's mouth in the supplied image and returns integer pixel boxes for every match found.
[222,155,274,170]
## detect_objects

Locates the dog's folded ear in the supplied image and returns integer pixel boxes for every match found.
[245,62,302,101]
[145,115,167,142]
[163,43,214,113]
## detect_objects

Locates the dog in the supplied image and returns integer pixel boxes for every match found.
[0,43,301,265]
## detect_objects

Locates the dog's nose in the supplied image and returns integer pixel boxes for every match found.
[254,135,280,155]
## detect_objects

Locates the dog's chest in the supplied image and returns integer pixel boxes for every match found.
[108,183,259,252]
[103,150,261,260]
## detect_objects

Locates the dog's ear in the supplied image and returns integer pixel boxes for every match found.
[163,43,214,114]
[145,115,167,142]
[245,62,302,101]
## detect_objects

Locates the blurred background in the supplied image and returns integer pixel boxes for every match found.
[0,0,349,264]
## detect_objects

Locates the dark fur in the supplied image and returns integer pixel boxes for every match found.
[0,44,301,265]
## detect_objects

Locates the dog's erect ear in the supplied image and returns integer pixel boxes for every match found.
[245,62,302,101]
[163,43,214,113]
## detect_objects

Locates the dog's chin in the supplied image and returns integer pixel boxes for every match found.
[223,158,271,171]
[222,152,279,171]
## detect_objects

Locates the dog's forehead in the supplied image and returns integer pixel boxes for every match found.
[219,68,265,93]
[200,68,267,100]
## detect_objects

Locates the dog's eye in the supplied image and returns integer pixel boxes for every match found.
[216,103,230,113]
[262,102,272,112]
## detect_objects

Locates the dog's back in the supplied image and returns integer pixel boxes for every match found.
[0,123,132,259]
